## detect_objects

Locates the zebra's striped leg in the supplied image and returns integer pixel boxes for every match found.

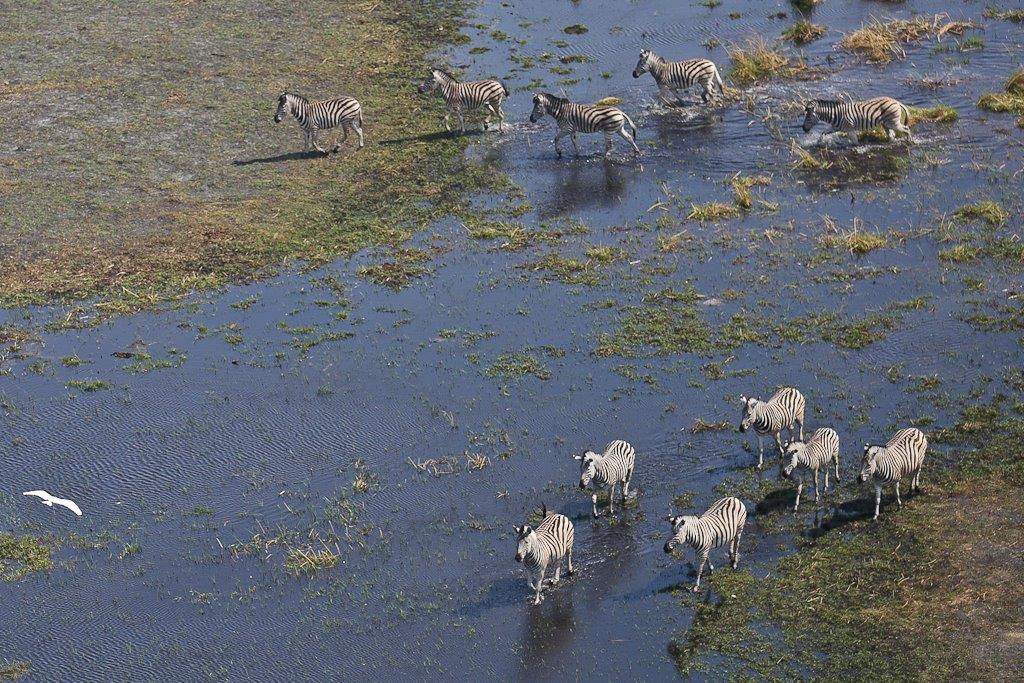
[621,127,640,156]
[310,130,328,154]
[912,468,922,493]
[351,122,365,149]
[813,470,821,504]
[551,564,561,584]
[794,476,803,512]
[730,532,742,569]
[607,481,616,515]
[533,568,544,604]
[834,456,840,484]
[303,130,312,152]
[622,475,631,504]
[566,546,574,575]
[553,131,569,158]
[604,132,613,158]
[484,103,499,131]
[332,126,349,153]
[895,481,903,510]
[458,111,466,133]
[497,104,506,132]
[873,484,882,521]
[591,492,599,518]
[756,435,764,468]
[571,134,581,157]
[773,433,785,458]
[692,551,709,591]
[443,111,452,132]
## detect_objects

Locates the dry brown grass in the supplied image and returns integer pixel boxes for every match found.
[727,37,816,85]
[840,14,975,63]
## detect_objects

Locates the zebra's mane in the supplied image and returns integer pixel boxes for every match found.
[540,93,569,107]
[282,92,308,104]
[433,68,457,82]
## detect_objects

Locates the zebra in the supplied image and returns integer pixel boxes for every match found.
[274,92,364,153]
[529,93,641,158]
[632,49,725,106]
[802,96,913,144]
[780,427,841,511]
[514,504,574,605]
[418,69,509,133]
[664,496,747,592]
[859,427,928,521]
[739,387,806,468]
[575,440,636,517]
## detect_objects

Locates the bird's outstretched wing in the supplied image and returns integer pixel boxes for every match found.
[23,490,51,500]
[54,498,83,516]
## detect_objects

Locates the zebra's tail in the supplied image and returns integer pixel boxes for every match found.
[502,81,510,98]
[899,102,910,126]
[541,502,550,518]
[714,67,725,94]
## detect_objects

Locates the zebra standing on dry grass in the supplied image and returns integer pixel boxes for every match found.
[514,505,574,605]
[529,93,640,158]
[418,69,509,133]
[632,49,725,105]
[575,440,636,517]
[780,427,840,511]
[802,96,914,143]
[859,427,928,521]
[664,497,747,592]
[274,92,364,153]
[739,387,806,468]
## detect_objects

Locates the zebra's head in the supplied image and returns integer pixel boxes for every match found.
[274,93,291,123]
[859,443,884,482]
[780,440,806,479]
[574,450,599,489]
[632,49,655,78]
[738,395,760,432]
[418,70,443,94]
[530,93,554,123]
[514,525,535,562]
[663,515,693,553]
[802,101,821,132]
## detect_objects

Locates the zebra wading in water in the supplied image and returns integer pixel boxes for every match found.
[632,49,725,106]
[575,440,636,517]
[418,69,509,133]
[859,428,928,521]
[514,505,574,605]
[274,92,364,153]
[739,387,806,468]
[780,427,840,511]
[529,93,641,158]
[664,497,747,592]
[802,96,913,144]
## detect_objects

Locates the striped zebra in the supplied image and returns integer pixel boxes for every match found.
[859,428,928,521]
[514,504,574,605]
[632,49,725,105]
[575,440,637,517]
[780,427,840,511]
[274,92,364,153]
[529,93,641,158]
[664,497,747,592]
[739,387,806,468]
[418,69,509,133]
[802,97,914,143]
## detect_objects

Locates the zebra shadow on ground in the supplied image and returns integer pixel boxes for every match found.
[377,129,487,146]
[232,150,332,165]
[458,575,563,618]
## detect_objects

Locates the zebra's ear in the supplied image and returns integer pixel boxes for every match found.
[573,453,583,460]
[739,394,747,403]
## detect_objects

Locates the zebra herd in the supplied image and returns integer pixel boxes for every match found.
[274,48,920,157]
[513,385,928,604]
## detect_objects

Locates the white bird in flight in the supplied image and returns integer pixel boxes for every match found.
[23,490,83,517]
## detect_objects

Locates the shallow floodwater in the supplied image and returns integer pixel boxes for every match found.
[2,1,1023,680]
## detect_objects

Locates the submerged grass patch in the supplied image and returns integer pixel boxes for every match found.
[594,287,712,357]
[978,69,1024,126]
[954,201,1009,227]
[819,225,889,255]
[484,352,552,381]
[727,37,815,85]
[0,662,30,681]
[688,202,740,222]
[907,104,959,124]
[840,15,976,64]
[0,534,52,582]
[781,20,826,44]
